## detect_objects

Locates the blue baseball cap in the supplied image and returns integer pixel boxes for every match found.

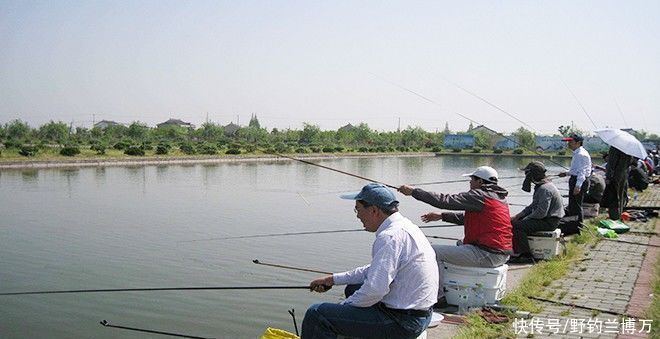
[340,183,399,209]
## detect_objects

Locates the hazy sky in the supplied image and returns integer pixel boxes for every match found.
[1,1,659,134]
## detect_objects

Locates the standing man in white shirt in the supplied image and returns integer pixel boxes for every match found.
[558,134,592,222]
[301,183,439,339]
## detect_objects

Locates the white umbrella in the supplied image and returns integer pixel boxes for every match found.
[594,128,648,159]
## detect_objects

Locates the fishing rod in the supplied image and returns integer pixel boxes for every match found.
[528,296,631,318]
[253,259,332,275]
[100,320,213,339]
[560,78,598,129]
[268,152,397,189]
[372,73,570,170]
[411,174,566,187]
[409,175,528,186]
[441,76,536,131]
[426,235,461,241]
[0,285,310,296]
[179,223,459,242]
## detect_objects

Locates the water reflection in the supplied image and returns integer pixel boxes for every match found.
[20,169,38,183]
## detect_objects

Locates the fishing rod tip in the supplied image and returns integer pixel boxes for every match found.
[252,259,260,264]
[100,320,109,326]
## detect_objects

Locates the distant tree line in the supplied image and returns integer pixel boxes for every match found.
[0,118,656,158]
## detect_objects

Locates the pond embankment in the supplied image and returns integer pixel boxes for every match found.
[0,152,572,170]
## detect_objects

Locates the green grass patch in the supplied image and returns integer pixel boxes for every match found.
[454,312,516,339]
[458,220,601,337]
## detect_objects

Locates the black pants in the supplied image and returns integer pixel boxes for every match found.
[567,176,590,222]
[512,217,561,255]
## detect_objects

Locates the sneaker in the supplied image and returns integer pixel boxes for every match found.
[433,296,449,310]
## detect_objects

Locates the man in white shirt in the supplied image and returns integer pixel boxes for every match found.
[558,134,592,221]
[301,183,439,339]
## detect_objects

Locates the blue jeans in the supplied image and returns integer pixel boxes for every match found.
[301,302,431,339]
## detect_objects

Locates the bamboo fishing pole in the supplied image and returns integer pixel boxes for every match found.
[100,320,213,339]
[0,285,311,296]
[268,152,398,189]
[253,259,332,275]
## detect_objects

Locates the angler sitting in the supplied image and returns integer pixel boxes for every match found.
[509,161,564,264]
[301,183,438,339]
[398,166,512,308]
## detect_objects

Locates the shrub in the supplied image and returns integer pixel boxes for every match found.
[397,146,408,152]
[124,146,145,156]
[334,146,344,152]
[295,147,309,153]
[91,143,107,155]
[274,143,290,153]
[113,140,131,150]
[376,146,388,152]
[244,144,257,153]
[310,147,321,153]
[493,149,503,154]
[431,146,442,152]
[263,147,276,154]
[358,147,369,152]
[452,148,461,153]
[19,145,37,156]
[322,146,335,153]
[60,146,81,156]
[4,140,21,149]
[471,147,481,153]
[557,150,566,156]
[156,144,169,155]
[225,148,241,155]
[141,143,153,151]
[180,143,196,155]
[513,148,524,155]
[198,144,218,155]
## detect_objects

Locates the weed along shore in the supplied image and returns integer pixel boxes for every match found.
[0,151,572,170]
[427,184,659,338]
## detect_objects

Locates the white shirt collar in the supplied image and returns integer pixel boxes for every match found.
[375,212,403,236]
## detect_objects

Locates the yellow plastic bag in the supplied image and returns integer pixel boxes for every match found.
[260,327,300,339]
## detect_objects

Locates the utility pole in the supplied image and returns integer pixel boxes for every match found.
[237,115,240,126]
[92,114,95,126]
[397,117,401,132]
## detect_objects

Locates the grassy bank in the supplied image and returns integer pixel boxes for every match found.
[454,223,601,339]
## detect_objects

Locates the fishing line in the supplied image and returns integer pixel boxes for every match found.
[441,76,536,131]
[560,78,598,129]
[370,73,570,170]
[0,286,311,296]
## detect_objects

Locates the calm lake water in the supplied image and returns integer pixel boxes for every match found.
[0,155,569,338]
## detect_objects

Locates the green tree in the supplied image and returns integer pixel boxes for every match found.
[513,127,536,149]
[471,130,492,149]
[299,123,321,144]
[127,121,149,141]
[5,119,32,140]
[38,120,69,144]
[197,122,224,141]
[248,114,261,129]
